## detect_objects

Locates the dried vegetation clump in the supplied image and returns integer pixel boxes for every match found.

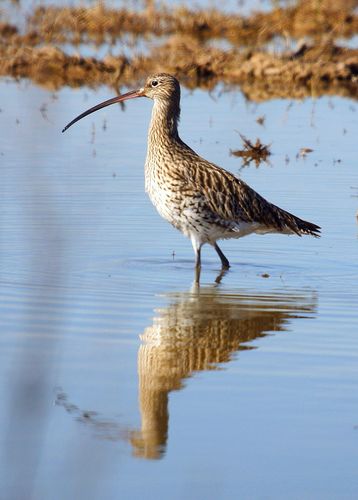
[231,134,271,167]
[0,0,357,100]
[26,0,358,46]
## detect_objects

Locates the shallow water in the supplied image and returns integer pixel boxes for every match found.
[0,60,358,499]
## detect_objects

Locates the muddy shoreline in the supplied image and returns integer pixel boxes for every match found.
[0,0,357,101]
[26,1,358,46]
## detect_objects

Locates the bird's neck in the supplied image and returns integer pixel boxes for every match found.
[148,98,181,148]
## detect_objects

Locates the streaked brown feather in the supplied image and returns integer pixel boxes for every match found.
[162,144,320,237]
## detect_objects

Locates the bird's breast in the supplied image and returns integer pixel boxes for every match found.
[145,159,183,227]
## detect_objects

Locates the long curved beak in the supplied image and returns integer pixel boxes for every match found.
[62,88,144,133]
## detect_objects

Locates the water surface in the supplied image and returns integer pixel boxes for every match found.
[0,70,357,499]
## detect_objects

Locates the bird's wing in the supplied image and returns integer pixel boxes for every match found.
[176,151,276,224]
[175,149,320,235]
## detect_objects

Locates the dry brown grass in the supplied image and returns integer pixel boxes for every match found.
[0,0,357,100]
[27,0,358,46]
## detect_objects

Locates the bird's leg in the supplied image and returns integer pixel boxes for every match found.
[194,248,201,284]
[195,247,201,268]
[194,264,201,285]
[214,243,230,269]
[191,236,202,283]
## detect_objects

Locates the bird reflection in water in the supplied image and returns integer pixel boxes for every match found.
[130,284,316,459]
[55,283,316,460]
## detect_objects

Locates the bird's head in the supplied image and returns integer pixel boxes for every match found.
[62,73,180,133]
[141,73,180,102]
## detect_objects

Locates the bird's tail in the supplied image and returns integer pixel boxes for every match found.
[273,204,321,237]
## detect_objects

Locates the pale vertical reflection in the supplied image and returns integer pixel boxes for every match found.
[2,92,66,499]
[131,286,316,459]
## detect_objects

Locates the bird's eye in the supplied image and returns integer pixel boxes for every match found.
[151,80,158,87]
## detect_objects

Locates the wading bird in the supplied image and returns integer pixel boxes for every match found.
[63,73,320,279]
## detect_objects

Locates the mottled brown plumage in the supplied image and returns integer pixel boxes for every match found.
[63,73,320,274]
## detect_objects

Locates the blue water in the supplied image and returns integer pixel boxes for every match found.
[0,31,358,500]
